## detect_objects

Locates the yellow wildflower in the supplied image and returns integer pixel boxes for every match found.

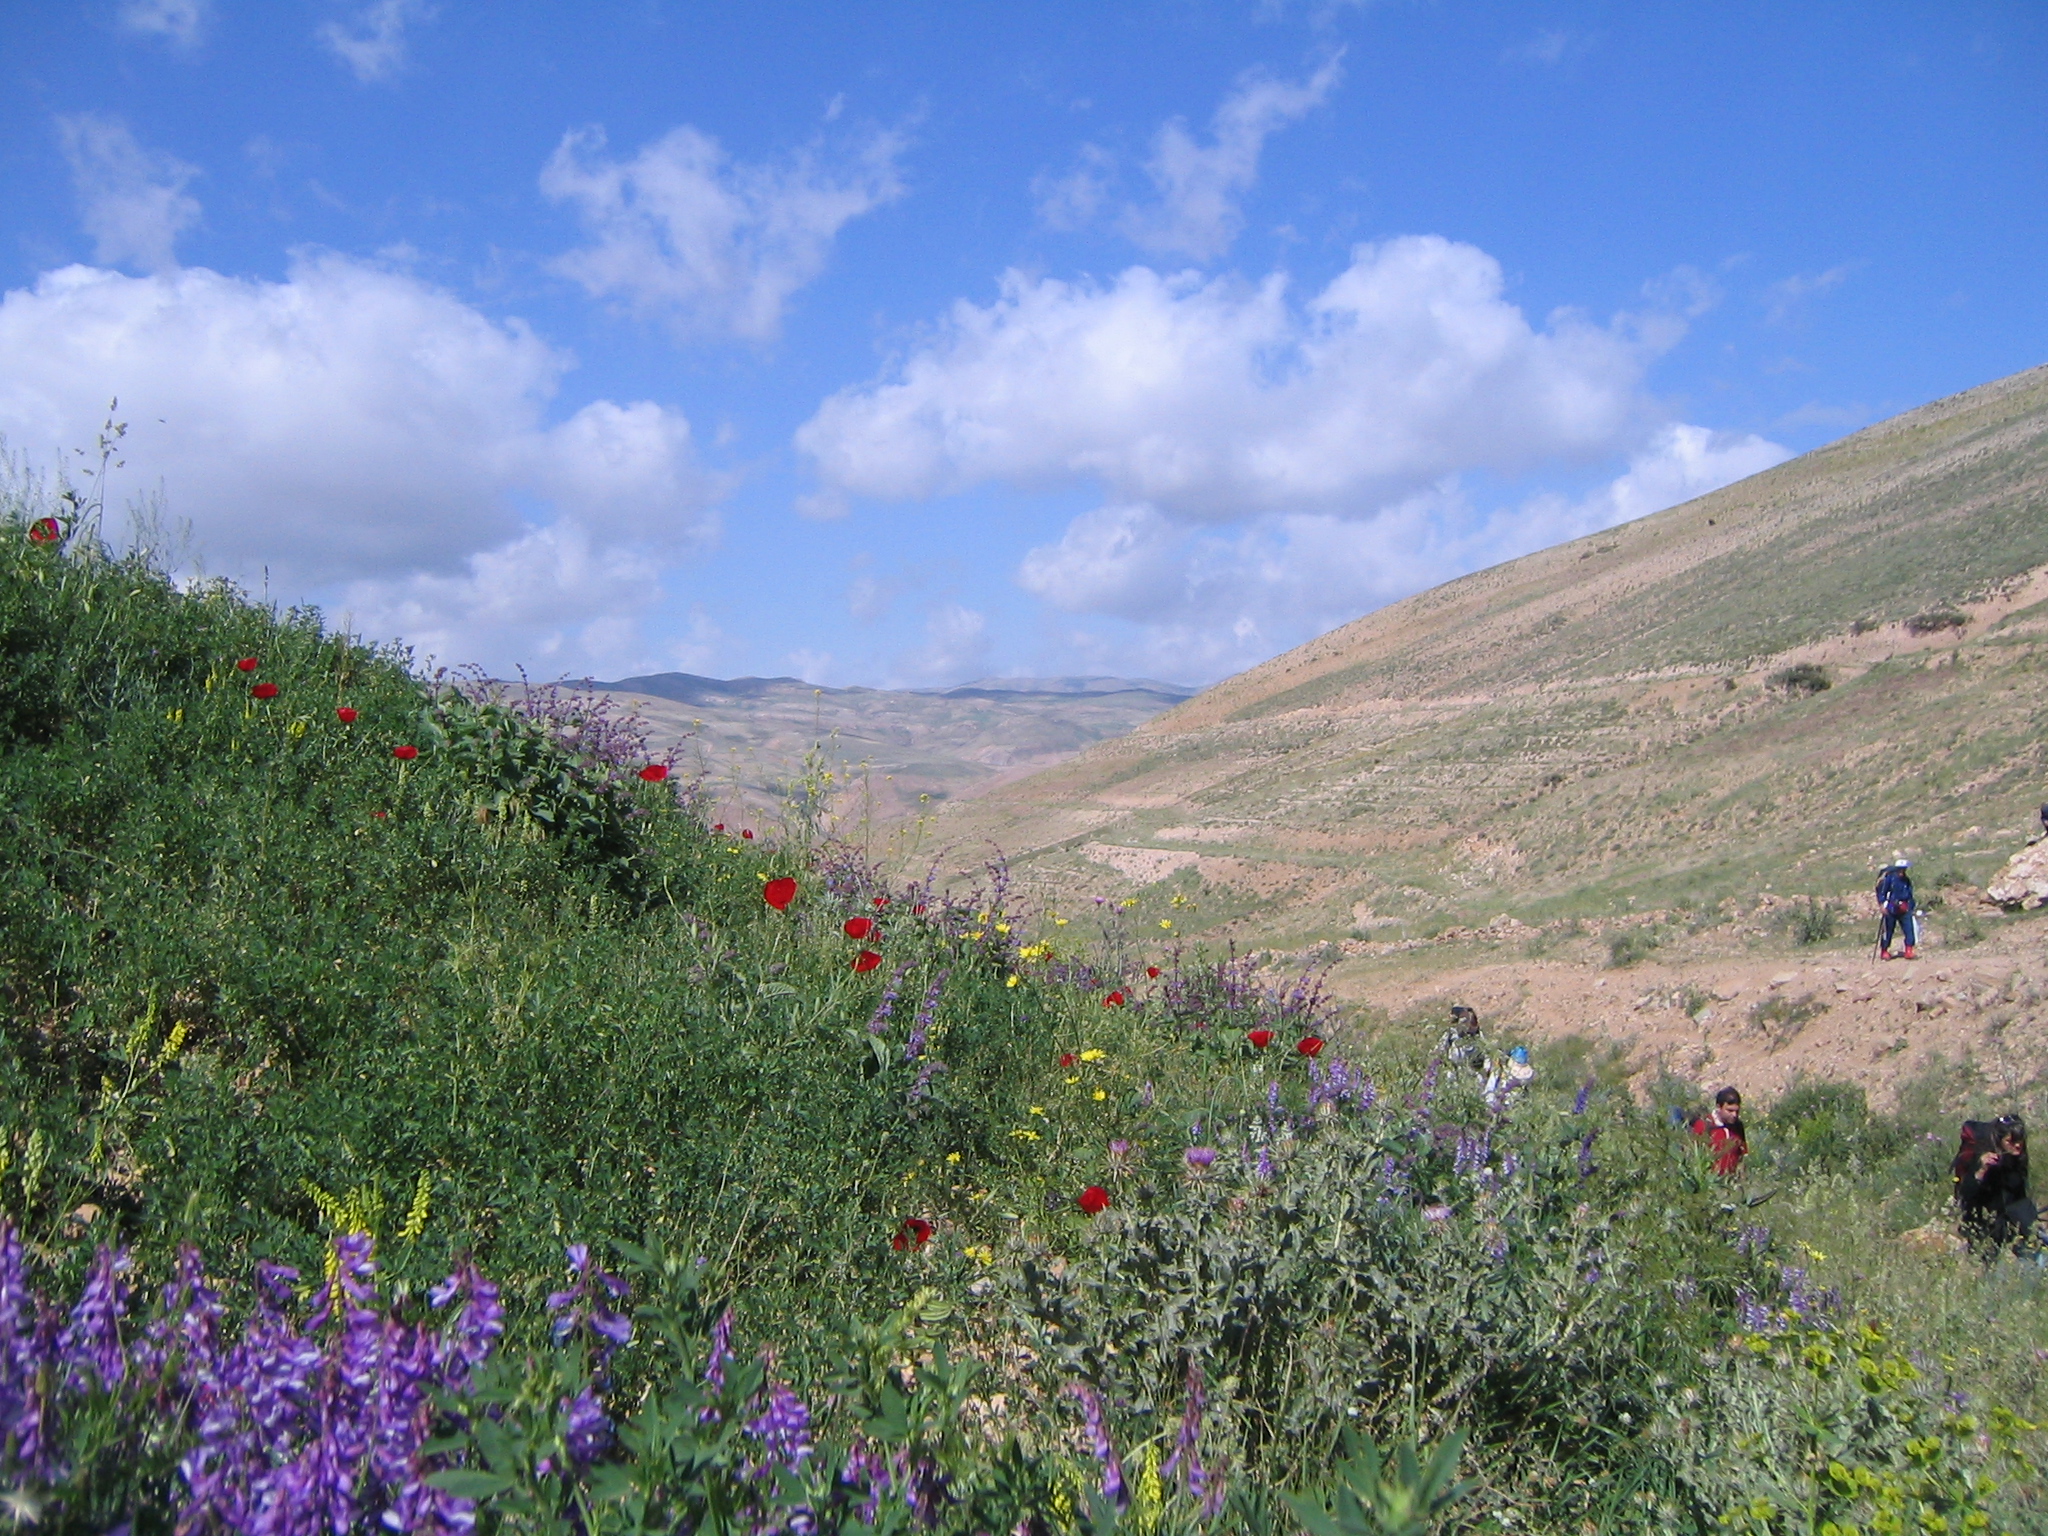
[995,922,1010,934]
[1159,919,1172,930]
[1079,1049,1106,1062]
[1006,974,1020,988]
[1054,917,1069,927]
[946,1152,961,1164]
[1065,1075,1081,1085]
[1029,1105,1045,1116]
[1010,1128,1041,1142]
[1093,1089,1107,1102]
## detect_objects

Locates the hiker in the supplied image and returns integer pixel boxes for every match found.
[1690,1087,1748,1176]
[1483,1044,1534,1109]
[1954,1116,2034,1254]
[1438,1005,1483,1071]
[1875,856,1917,960]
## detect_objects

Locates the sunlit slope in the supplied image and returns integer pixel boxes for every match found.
[913,364,2048,950]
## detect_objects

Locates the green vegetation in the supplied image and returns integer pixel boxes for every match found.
[4,505,2048,1531]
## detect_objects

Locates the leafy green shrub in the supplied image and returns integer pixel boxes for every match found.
[1608,926,1662,967]
[1786,896,1840,945]
[1905,609,1969,635]
[1762,1081,1912,1177]
[1767,663,1832,696]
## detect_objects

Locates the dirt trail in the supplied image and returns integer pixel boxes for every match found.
[1346,906,2048,1109]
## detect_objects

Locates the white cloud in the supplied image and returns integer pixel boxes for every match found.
[117,0,211,47]
[318,0,435,85]
[57,115,201,273]
[800,235,1663,523]
[542,122,907,341]
[0,254,723,672]
[1018,423,1789,681]
[1764,266,1851,326]
[1037,58,1340,259]
[1120,56,1341,259]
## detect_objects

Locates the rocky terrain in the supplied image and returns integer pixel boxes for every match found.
[907,364,2048,1105]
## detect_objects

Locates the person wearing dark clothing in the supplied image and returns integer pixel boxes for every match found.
[1875,858,1917,960]
[1690,1086,1748,1176]
[1954,1116,2034,1253]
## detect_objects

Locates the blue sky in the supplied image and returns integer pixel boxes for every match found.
[2,2,2043,687]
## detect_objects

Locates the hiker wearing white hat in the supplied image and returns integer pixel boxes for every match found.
[1874,855,1917,960]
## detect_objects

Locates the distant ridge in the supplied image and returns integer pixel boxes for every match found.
[589,671,1196,705]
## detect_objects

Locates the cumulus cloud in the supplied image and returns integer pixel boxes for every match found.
[0,255,723,672]
[1037,58,1340,259]
[117,0,212,48]
[57,115,201,273]
[318,0,436,84]
[542,122,907,341]
[800,235,1662,522]
[1018,423,1789,680]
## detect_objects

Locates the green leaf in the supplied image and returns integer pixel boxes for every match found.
[424,1469,519,1500]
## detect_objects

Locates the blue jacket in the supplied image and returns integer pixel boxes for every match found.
[1875,868,1915,912]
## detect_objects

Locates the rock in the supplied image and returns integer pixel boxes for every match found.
[1769,972,1798,989]
[1987,842,2048,909]
[1899,1222,1966,1257]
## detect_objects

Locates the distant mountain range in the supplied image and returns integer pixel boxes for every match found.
[574,672,1194,844]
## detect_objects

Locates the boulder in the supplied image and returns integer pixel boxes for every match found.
[1986,842,2048,909]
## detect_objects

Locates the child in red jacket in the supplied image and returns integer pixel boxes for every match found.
[1692,1086,1748,1175]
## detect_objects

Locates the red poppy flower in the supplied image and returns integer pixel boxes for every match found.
[27,518,59,544]
[843,917,875,940]
[1146,966,1161,979]
[741,829,754,840]
[1077,1186,1110,1215]
[713,823,725,832]
[852,949,883,973]
[913,904,928,916]
[392,745,418,761]
[873,896,889,908]
[1102,990,1126,1008]
[235,657,259,673]
[1296,1035,1325,1057]
[892,1217,933,1251]
[638,764,669,782]
[1248,1029,1274,1049]
[335,706,357,723]
[372,810,388,819]
[1059,1052,1077,1068]
[763,877,798,912]
[250,682,279,699]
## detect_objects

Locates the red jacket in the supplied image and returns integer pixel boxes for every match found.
[1692,1116,1747,1175]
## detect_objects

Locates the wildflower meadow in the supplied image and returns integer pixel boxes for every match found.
[2,498,2045,1532]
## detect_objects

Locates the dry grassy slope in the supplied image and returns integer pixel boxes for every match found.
[910,365,2048,1099]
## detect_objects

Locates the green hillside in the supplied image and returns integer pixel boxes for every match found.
[4,483,2047,1532]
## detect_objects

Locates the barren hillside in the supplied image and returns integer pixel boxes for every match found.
[910,364,2048,1102]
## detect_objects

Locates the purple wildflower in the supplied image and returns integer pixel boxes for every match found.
[1267,1080,1282,1114]
[907,1056,948,1106]
[841,1436,891,1524]
[564,1383,613,1466]
[1734,1223,1771,1258]
[58,1244,132,1392]
[867,964,909,1036]
[1161,1360,1211,1508]
[1736,1288,1776,1332]
[1256,1143,1274,1182]
[1577,1129,1598,1178]
[1672,1276,1698,1306]
[746,1384,814,1474]
[1067,1382,1127,1511]
[1573,1079,1593,1116]
[905,969,949,1061]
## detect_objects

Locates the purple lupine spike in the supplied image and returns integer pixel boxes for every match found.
[563,1383,613,1467]
[1161,1360,1209,1505]
[745,1384,814,1474]
[704,1310,737,1392]
[57,1244,132,1391]
[867,964,909,1035]
[1256,1143,1274,1182]
[1067,1382,1127,1511]
[840,1435,891,1524]
[1573,1079,1594,1115]
[1735,1223,1771,1258]
[907,1056,947,1105]
[1577,1128,1598,1177]
[1267,1080,1282,1114]
[905,969,949,1061]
